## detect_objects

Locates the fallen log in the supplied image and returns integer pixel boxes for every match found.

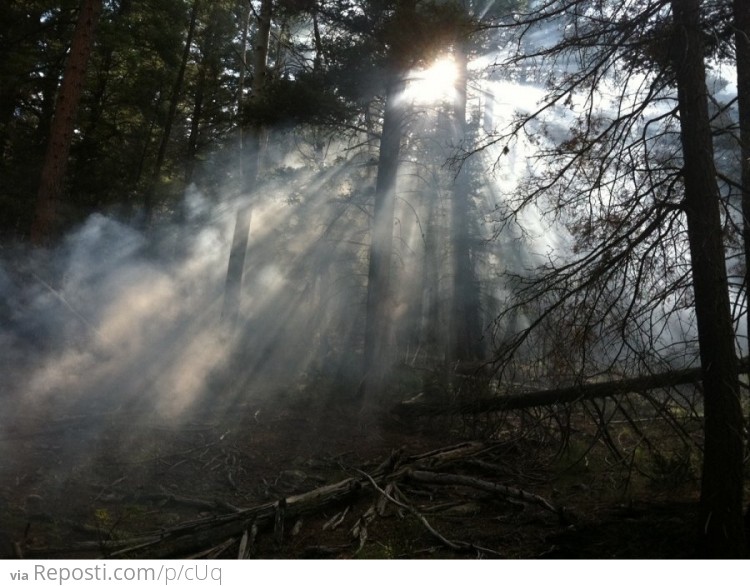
[393,359,750,417]
[24,442,494,559]
[406,470,566,521]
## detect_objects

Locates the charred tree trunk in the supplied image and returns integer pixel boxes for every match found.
[670,0,746,558]
[30,0,102,245]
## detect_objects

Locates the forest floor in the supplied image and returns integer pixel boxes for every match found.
[0,384,708,560]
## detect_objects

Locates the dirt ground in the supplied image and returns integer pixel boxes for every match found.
[0,386,711,559]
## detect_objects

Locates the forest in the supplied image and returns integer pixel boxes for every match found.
[0,0,749,560]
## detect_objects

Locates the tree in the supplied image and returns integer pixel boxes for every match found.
[449,36,484,365]
[333,0,480,394]
[735,0,750,358]
[670,0,745,557]
[222,0,273,326]
[30,0,103,245]
[0,2,77,235]
[362,73,405,391]
[142,0,201,225]
[473,0,745,556]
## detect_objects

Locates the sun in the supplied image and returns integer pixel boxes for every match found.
[403,56,460,104]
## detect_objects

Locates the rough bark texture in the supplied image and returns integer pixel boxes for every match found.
[671,0,746,558]
[30,0,103,245]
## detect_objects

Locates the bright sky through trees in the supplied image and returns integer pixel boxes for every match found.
[402,56,459,104]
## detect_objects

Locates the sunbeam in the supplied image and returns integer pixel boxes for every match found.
[402,56,460,105]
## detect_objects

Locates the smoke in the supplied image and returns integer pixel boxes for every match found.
[0,144,389,443]
[1,211,223,418]
[3,25,737,432]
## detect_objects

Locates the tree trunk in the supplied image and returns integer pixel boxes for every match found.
[735,0,750,532]
[30,0,103,245]
[142,0,200,225]
[185,62,206,183]
[450,41,484,365]
[419,193,441,359]
[244,0,272,190]
[670,0,746,558]
[735,0,750,358]
[221,0,272,326]
[362,76,404,394]
[394,359,750,417]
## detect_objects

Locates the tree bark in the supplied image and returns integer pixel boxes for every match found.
[670,0,746,558]
[30,0,103,245]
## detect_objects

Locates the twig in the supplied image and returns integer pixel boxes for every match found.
[322,506,349,530]
[188,537,237,560]
[406,470,568,523]
[355,469,461,551]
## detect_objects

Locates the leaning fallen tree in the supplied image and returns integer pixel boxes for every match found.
[393,359,750,418]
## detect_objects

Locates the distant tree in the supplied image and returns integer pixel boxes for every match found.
[444,3,520,368]
[142,0,200,225]
[222,0,273,326]
[350,0,478,395]
[448,3,485,366]
[30,0,102,245]
[362,71,405,392]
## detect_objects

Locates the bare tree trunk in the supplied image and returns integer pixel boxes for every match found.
[670,0,746,558]
[735,0,750,358]
[450,41,484,365]
[361,76,404,395]
[222,0,272,326]
[30,0,102,245]
[142,0,200,225]
[395,360,750,417]
[185,63,206,183]
[734,0,750,535]
[243,0,272,188]
[419,191,441,359]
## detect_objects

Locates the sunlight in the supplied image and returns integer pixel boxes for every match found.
[403,56,459,104]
